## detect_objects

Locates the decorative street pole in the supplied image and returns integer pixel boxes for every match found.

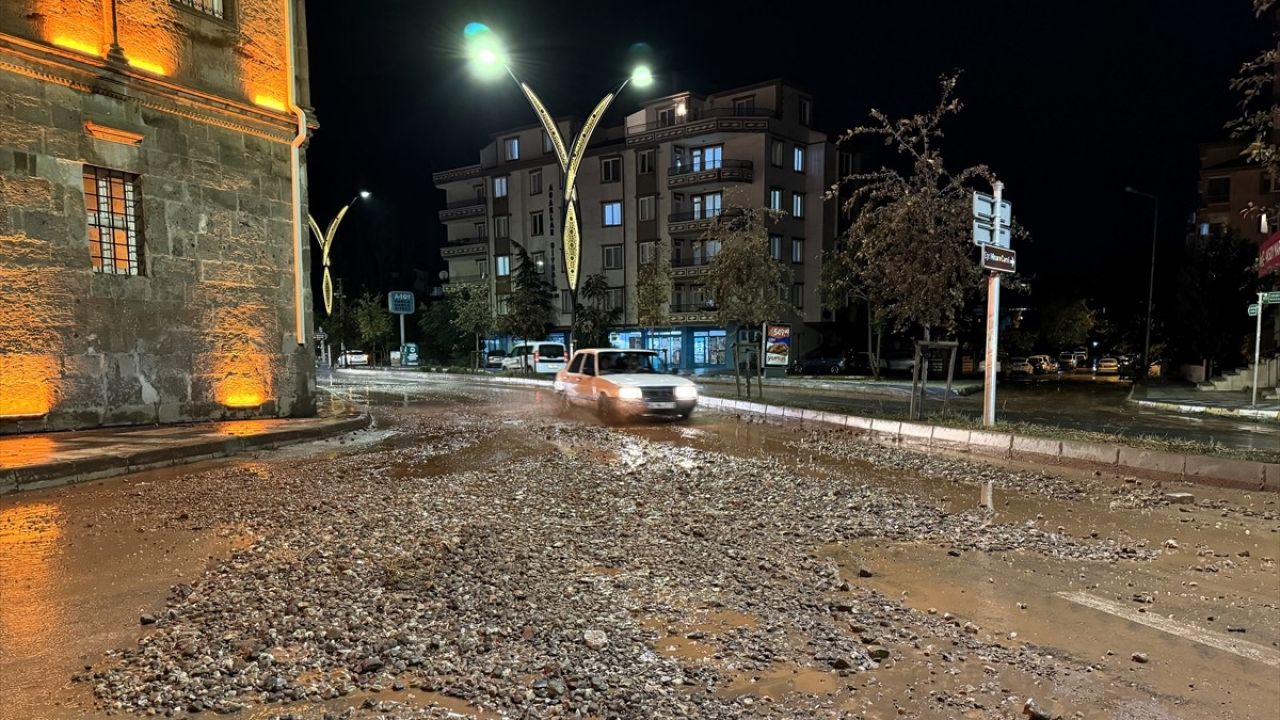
[464,23,653,343]
[308,190,370,316]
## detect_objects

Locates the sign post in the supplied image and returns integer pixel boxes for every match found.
[1253,292,1280,406]
[388,291,415,365]
[974,181,1013,428]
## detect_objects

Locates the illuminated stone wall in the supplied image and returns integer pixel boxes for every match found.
[0,0,314,433]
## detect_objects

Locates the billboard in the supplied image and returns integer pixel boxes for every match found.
[763,324,791,367]
[1261,231,1280,278]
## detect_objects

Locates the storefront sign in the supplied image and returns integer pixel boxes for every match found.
[763,324,791,367]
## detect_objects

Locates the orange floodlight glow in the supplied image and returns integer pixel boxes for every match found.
[0,356,57,418]
[127,58,167,76]
[51,36,100,58]
[253,95,287,112]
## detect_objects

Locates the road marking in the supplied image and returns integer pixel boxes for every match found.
[1057,591,1280,668]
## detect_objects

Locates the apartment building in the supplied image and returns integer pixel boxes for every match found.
[0,0,316,432]
[1197,141,1277,242]
[433,80,839,373]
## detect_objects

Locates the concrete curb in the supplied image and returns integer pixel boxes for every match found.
[1130,398,1280,422]
[0,414,372,496]
[697,395,1277,492]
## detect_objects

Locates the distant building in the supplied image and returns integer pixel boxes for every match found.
[432,80,842,373]
[1196,141,1277,241]
[0,0,317,432]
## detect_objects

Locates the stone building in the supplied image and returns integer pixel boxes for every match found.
[0,0,316,433]
[433,80,841,373]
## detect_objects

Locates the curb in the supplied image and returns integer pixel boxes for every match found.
[697,396,1278,492]
[1130,398,1280,422]
[0,414,372,496]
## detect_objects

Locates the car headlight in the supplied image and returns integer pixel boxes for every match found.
[617,386,643,400]
[674,385,698,400]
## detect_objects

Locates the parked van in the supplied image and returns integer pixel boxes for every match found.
[502,342,568,374]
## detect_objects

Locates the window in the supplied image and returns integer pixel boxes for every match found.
[792,192,805,218]
[799,97,812,126]
[638,195,655,222]
[83,166,144,275]
[792,238,804,264]
[603,244,624,270]
[791,283,805,308]
[602,156,622,183]
[569,352,584,373]
[768,187,783,211]
[496,254,511,277]
[494,175,508,198]
[542,130,554,154]
[532,251,545,271]
[733,96,755,115]
[474,259,486,275]
[529,169,542,195]
[475,184,486,202]
[639,241,657,264]
[638,149,655,174]
[793,144,805,173]
[692,144,723,171]
[582,353,596,376]
[770,140,784,167]
[605,288,624,312]
[494,215,510,237]
[529,211,545,236]
[474,221,487,238]
[1204,177,1230,203]
[603,201,623,226]
[504,136,520,161]
[658,107,675,127]
[173,0,226,20]
[769,234,782,260]
[561,290,574,313]
[692,191,722,220]
[496,295,511,316]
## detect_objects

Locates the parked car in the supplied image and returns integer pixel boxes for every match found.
[555,348,697,421]
[886,354,916,373]
[849,352,889,375]
[502,342,568,374]
[338,350,369,368]
[1027,355,1058,374]
[1096,357,1120,375]
[483,349,507,370]
[1057,352,1077,370]
[791,348,850,375]
[1007,357,1035,375]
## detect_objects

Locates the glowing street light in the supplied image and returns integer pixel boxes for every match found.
[308,190,370,316]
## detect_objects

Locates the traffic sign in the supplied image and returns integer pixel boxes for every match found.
[388,291,415,315]
[1264,291,1280,305]
[314,329,328,341]
[973,219,1012,248]
[1248,303,1260,317]
[981,246,1016,273]
[973,192,1012,226]
[973,191,1012,248]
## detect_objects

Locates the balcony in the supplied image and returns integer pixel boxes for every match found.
[441,238,489,258]
[438,197,487,222]
[431,164,482,185]
[670,300,718,320]
[667,159,753,189]
[626,106,778,146]
[667,207,742,234]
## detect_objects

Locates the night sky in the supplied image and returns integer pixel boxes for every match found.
[303,0,1263,326]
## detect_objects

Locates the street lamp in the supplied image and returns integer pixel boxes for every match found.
[1124,187,1158,379]
[464,22,652,343]
[308,190,371,316]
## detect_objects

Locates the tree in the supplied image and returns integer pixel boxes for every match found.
[353,292,393,364]
[450,284,495,368]
[497,247,554,360]
[322,293,359,353]
[1170,230,1259,373]
[636,239,671,334]
[573,273,619,349]
[1038,299,1096,352]
[1229,1,1279,183]
[417,298,469,366]
[823,73,993,339]
[704,204,793,330]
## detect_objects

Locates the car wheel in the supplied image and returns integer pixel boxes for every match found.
[829,364,841,375]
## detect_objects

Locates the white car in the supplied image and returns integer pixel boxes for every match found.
[1096,357,1120,375]
[1007,357,1034,375]
[555,348,697,421]
[338,350,369,367]
[502,342,568,374]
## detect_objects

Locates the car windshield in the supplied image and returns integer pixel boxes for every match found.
[539,344,566,359]
[596,351,664,374]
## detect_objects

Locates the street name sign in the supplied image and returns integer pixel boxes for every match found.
[314,329,328,341]
[980,246,1016,273]
[1264,291,1280,305]
[388,291,415,315]
[1248,303,1260,317]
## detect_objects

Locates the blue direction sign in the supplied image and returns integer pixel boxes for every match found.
[388,291,415,315]
[973,191,1012,248]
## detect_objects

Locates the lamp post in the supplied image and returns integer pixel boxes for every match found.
[308,190,370,316]
[1124,187,1158,379]
[464,23,652,347]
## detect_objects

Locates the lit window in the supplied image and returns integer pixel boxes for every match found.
[793,145,805,173]
[792,192,805,218]
[173,0,226,20]
[504,137,520,161]
[693,192,722,220]
[83,166,144,276]
[638,195,655,222]
[769,234,782,261]
[602,157,622,183]
[768,188,783,211]
[638,149,655,174]
[494,175,508,198]
[494,215,510,237]
[529,169,542,195]
[603,244,624,270]
[603,201,623,227]
[792,238,804,264]
[496,255,511,277]
[530,211,545,236]
[692,145,722,171]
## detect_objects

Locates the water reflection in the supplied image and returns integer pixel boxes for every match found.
[0,502,65,663]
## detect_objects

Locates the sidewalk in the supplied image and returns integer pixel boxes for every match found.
[1130,383,1280,422]
[0,404,370,495]
[696,374,984,397]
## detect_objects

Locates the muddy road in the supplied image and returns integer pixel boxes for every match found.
[1,375,1276,720]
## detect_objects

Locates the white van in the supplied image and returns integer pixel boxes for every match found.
[501,342,568,374]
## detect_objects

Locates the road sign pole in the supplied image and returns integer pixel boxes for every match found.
[399,314,406,354]
[982,181,1004,428]
[1253,292,1263,407]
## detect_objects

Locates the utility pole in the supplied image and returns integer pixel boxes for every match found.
[981,181,1005,428]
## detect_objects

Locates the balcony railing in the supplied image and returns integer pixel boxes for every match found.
[668,159,752,177]
[671,254,715,268]
[668,208,723,223]
[444,197,486,210]
[670,301,718,314]
[626,106,780,135]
